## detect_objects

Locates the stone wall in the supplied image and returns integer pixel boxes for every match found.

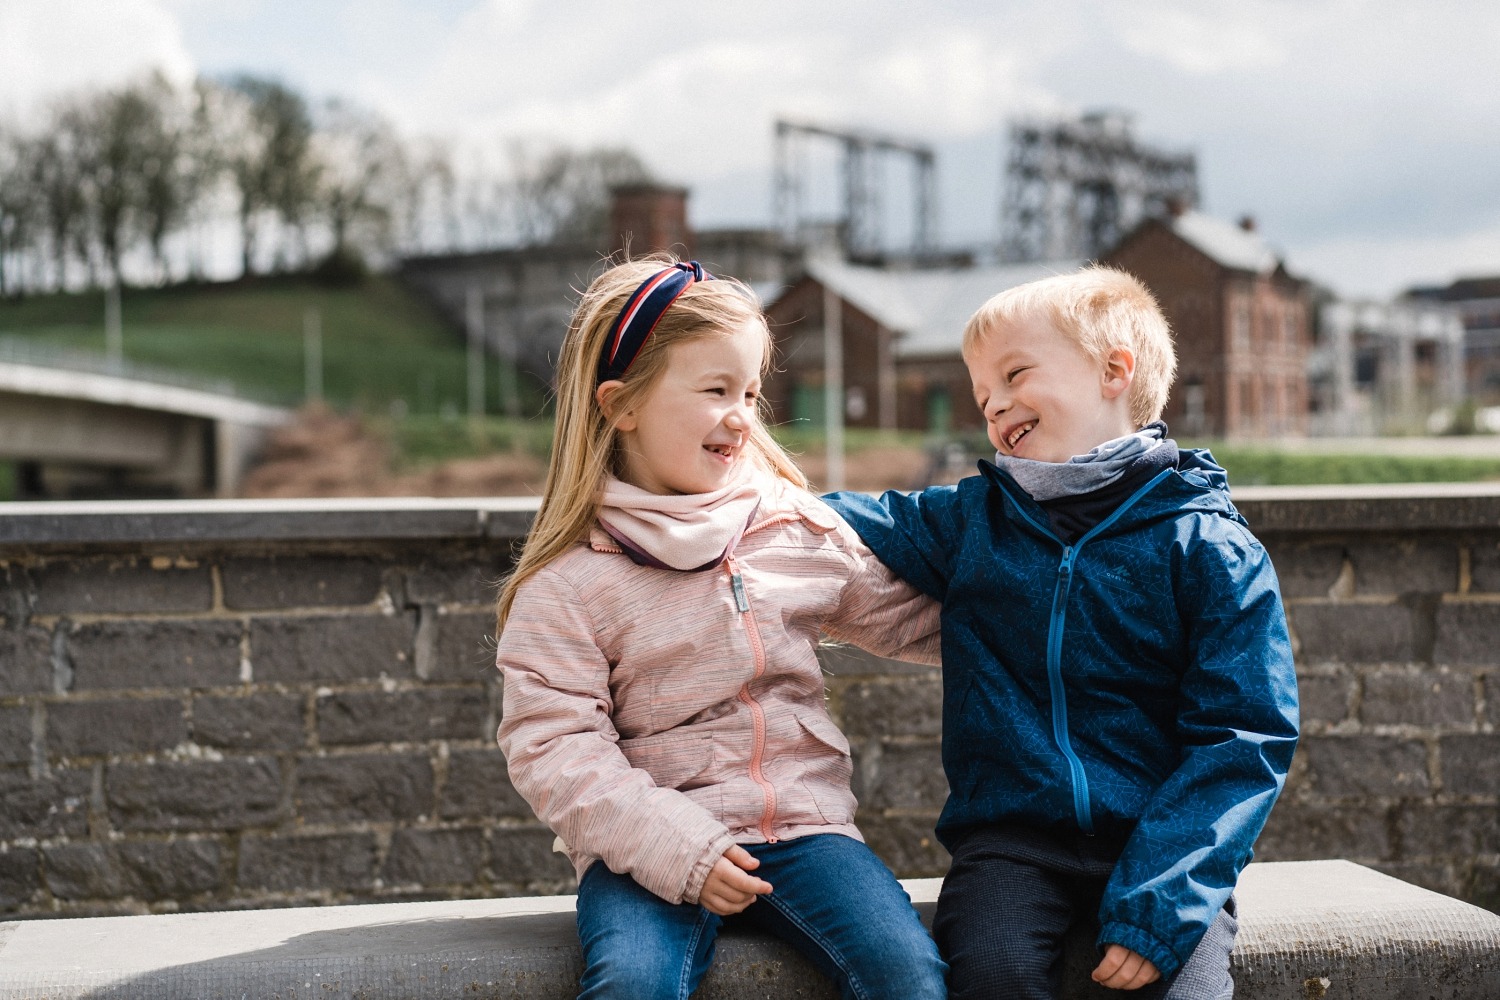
[1,487,1497,919]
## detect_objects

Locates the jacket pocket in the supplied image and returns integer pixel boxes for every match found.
[618,730,717,791]
[794,712,857,826]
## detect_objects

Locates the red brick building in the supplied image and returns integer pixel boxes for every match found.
[1103,211,1311,438]
[763,258,1079,434]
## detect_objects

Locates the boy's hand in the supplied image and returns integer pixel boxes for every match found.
[1092,945,1160,990]
[698,845,772,915]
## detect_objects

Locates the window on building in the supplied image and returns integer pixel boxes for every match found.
[1232,298,1251,353]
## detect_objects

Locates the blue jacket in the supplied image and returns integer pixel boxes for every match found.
[826,451,1298,977]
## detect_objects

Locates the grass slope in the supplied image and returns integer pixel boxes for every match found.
[0,276,485,413]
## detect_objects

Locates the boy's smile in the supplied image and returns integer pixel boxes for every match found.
[966,313,1137,464]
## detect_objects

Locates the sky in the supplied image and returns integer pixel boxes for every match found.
[2,0,1498,298]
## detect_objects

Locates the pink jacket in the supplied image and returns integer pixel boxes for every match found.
[496,480,939,906]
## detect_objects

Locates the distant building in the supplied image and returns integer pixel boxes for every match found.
[762,257,1081,434]
[1103,210,1311,439]
[1310,298,1465,436]
[1407,275,1500,405]
[397,185,797,394]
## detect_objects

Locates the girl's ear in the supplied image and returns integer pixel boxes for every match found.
[1101,347,1135,401]
[595,380,637,432]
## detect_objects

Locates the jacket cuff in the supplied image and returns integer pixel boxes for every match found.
[680,830,739,905]
[1097,920,1182,979]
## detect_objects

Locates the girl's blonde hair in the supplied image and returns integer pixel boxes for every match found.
[962,265,1177,427]
[496,255,807,631]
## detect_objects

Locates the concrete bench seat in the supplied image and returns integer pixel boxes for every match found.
[2,860,1498,999]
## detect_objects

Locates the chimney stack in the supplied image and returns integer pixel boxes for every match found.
[1238,214,1258,233]
[609,184,694,258]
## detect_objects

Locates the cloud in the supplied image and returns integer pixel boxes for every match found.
[0,0,195,121]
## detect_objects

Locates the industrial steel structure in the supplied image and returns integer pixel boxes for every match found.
[1000,110,1199,262]
[773,119,937,262]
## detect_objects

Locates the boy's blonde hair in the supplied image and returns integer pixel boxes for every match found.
[962,265,1177,427]
[495,255,807,631]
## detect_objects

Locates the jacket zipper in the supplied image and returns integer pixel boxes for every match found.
[593,508,814,844]
[997,467,1175,835]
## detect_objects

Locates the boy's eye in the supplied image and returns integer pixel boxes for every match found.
[1006,367,1028,384]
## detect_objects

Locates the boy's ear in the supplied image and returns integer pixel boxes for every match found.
[1101,347,1135,401]
[595,380,638,432]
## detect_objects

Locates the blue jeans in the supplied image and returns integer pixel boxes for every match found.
[575,833,948,1000]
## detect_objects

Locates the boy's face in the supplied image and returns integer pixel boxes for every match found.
[966,312,1136,464]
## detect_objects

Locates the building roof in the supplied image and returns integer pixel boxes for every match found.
[799,256,1084,358]
[1166,211,1281,274]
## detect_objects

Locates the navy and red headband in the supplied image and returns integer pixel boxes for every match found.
[596,261,714,384]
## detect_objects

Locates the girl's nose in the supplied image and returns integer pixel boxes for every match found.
[725,400,753,430]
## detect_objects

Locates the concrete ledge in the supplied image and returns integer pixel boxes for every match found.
[6,484,1500,550]
[2,862,1497,999]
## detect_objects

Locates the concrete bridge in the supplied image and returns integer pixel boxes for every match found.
[0,339,288,499]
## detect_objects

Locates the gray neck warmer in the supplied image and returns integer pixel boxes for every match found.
[993,425,1167,502]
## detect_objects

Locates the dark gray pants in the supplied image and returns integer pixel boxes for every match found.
[933,824,1237,1000]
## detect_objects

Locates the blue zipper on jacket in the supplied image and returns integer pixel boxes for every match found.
[996,466,1176,835]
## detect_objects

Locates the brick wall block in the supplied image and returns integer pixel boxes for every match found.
[1396,803,1500,857]
[1295,672,1354,726]
[384,828,486,886]
[439,749,532,821]
[317,688,487,746]
[0,627,53,695]
[221,556,386,610]
[1346,540,1459,595]
[193,693,306,750]
[1263,541,1345,599]
[106,758,283,832]
[404,560,503,606]
[68,620,243,691]
[423,609,500,684]
[1300,736,1431,798]
[250,613,415,684]
[0,767,91,839]
[42,839,223,900]
[1433,603,1500,666]
[855,743,947,812]
[0,706,32,764]
[487,827,573,883]
[295,753,433,824]
[0,847,39,909]
[1438,734,1500,796]
[837,678,942,739]
[49,699,187,757]
[861,815,950,879]
[31,559,212,615]
[237,833,377,893]
[1467,541,1500,593]
[1253,802,1391,861]
[1361,670,1476,727]
[1472,863,1500,913]
[1289,603,1415,664]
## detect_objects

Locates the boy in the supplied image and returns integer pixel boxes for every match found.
[826,266,1298,999]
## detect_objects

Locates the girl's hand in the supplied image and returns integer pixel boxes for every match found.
[698,845,772,915]
[1092,945,1160,990]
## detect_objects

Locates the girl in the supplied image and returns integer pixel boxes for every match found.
[496,257,948,1000]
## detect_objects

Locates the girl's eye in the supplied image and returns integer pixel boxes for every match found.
[706,387,726,396]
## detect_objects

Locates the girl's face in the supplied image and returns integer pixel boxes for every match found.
[607,319,767,495]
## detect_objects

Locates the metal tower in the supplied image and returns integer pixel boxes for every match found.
[773,119,937,262]
[999,110,1198,262]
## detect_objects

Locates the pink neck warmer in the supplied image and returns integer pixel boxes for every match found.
[598,467,765,571]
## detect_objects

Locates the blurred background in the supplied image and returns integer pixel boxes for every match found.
[2,0,1499,500]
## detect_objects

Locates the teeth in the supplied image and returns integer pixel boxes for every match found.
[1007,422,1035,448]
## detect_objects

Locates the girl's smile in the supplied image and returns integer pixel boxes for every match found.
[608,319,767,495]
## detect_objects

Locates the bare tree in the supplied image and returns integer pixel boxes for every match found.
[218,75,318,276]
[507,141,653,245]
[311,98,407,263]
